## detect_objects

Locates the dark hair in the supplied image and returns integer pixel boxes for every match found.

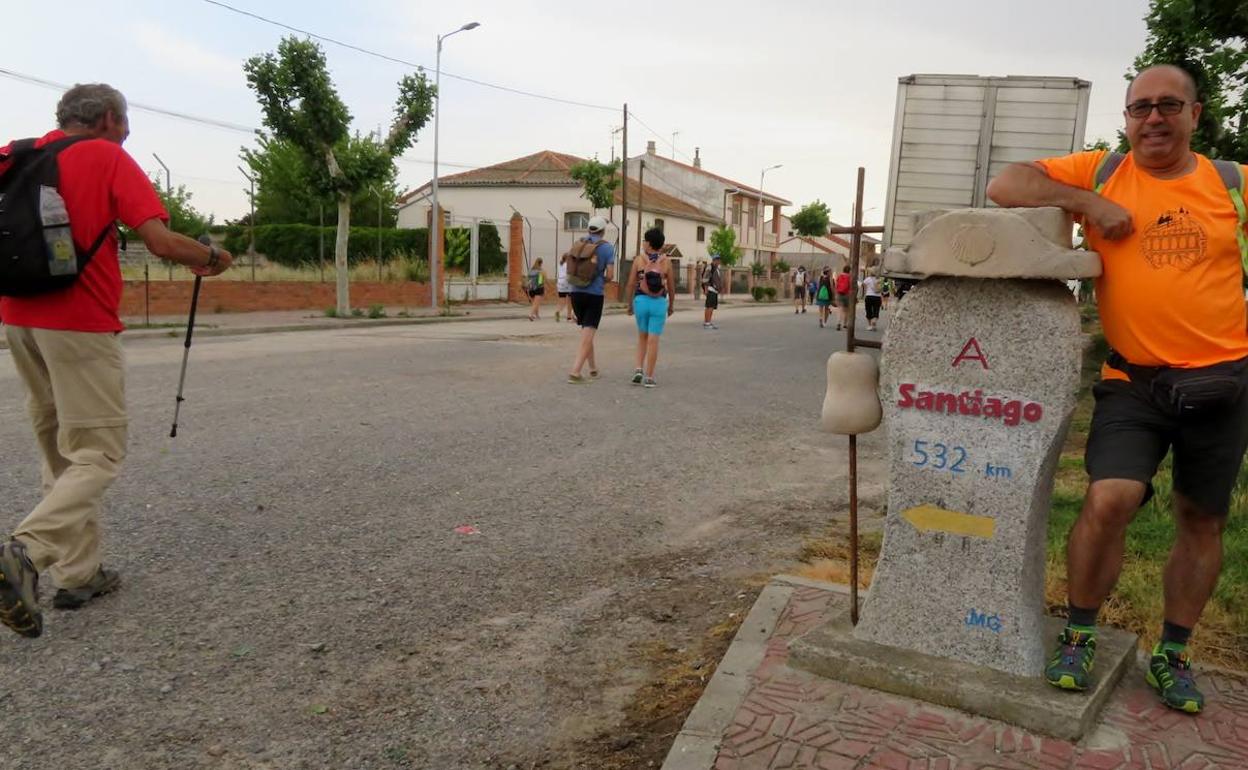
[841,265,850,273]
[644,227,665,250]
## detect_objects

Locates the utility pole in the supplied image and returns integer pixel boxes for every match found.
[318,202,325,283]
[376,186,383,282]
[237,166,256,281]
[671,130,680,160]
[621,104,628,276]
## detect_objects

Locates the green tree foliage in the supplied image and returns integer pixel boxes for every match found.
[244,36,433,312]
[241,136,401,227]
[1128,0,1248,158]
[568,159,621,210]
[790,200,831,237]
[153,178,214,237]
[708,225,742,266]
[478,221,505,274]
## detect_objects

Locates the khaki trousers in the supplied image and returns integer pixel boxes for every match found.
[5,326,127,589]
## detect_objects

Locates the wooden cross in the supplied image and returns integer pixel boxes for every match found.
[825,167,885,624]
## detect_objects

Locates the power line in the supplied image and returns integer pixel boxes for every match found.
[3,66,484,171]
[0,67,257,134]
[628,110,695,164]
[201,0,618,113]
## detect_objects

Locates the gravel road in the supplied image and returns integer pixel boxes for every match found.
[0,304,887,769]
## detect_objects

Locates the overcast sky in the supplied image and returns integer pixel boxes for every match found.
[3,0,1151,226]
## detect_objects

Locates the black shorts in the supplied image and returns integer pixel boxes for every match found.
[1085,377,1248,515]
[570,292,605,329]
[795,287,806,300]
[705,291,719,310]
[558,291,569,298]
[528,287,546,298]
[864,295,881,320]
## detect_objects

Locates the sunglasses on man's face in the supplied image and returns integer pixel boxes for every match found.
[1125,98,1187,119]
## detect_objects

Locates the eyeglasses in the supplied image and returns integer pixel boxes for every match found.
[1125,98,1187,119]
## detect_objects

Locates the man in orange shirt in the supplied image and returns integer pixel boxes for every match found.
[988,65,1248,714]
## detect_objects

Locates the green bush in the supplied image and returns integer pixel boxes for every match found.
[350,307,365,317]
[367,303,386,319]
[750,262,765,277]
[763,286,777,301]
[751,286,766,301]
[223,224,433,268]
[775,260,790,273]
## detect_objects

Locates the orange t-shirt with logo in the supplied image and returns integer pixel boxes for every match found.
[1037,150,1248,375]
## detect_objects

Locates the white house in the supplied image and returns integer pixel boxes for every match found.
[623,142,791,266]
[397,150,721,284]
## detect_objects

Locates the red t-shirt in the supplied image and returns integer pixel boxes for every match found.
[0,130,168,332]
[835,273,852,294]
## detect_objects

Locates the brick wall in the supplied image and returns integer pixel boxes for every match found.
[119,280,433,317]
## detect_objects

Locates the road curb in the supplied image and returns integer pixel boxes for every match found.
[0,300,776,350]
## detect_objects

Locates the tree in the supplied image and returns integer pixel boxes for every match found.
[245,36,433,314]
[790,200,831,237]
[153,177,213,236]
[241,136,402,227]
[1127,0,1248,158]
[708,225,742,266]
[569,159,621,210]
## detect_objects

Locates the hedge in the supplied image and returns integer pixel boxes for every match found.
[221,224,509,273]
[223,225,431,268]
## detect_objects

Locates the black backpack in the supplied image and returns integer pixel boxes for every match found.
[0,136,113,297]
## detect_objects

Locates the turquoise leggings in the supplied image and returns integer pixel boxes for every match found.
[633,294,669,335]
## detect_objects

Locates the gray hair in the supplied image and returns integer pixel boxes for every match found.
[56,84,128,129]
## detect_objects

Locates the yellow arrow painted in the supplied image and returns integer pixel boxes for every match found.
[902,504,995,539]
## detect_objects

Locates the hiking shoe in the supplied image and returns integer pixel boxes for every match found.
[631,369,644,385]
[52,567,120,611]
[588,369,600,380]
[567,374,590,385]
[1147,645,1204,713]
[1045,628,1097,691]
[643,377,657,388]
[0,539,42,638]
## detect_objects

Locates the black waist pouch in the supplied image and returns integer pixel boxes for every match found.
[1155,360,1247,416]
[1113,351,1248,417]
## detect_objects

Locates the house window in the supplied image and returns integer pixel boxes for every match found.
[696,226,706,242]
[731,201,742,225]
[653,218,665,232]
[564,211,590,231]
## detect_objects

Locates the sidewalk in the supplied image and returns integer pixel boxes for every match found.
[664,576,1248,770]
[0,295,766,349]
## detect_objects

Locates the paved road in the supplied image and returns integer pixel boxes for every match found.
[0,304,888,769]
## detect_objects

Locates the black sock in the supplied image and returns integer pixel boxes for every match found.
[1067,603,1099,629]
[1161,621,1192,651]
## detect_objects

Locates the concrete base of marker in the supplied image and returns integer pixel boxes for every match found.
[789,613,1137,741]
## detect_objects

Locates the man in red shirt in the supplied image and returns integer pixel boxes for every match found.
[0,83,233,638]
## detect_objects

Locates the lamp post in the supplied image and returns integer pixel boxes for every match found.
[237,166,256,281]
[429,20,481,310]
[757,164,781,268]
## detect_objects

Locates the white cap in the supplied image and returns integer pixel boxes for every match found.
[587,215,608,233]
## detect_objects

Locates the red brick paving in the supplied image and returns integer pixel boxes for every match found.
[709,583,1248,770]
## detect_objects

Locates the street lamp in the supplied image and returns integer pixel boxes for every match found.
[429,20,481,310]
[757,164,781,267]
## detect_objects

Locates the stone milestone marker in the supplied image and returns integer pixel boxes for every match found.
[792,207,1137,740]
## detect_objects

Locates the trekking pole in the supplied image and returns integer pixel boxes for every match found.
[170,237,208,438]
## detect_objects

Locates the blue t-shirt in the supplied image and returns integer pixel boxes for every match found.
[571,235,615,296]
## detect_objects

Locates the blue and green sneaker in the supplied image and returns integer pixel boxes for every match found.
[1045,628,1097,691]
[1147,644,1204,714]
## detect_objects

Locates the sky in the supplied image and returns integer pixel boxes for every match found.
[2,0,1152,227]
